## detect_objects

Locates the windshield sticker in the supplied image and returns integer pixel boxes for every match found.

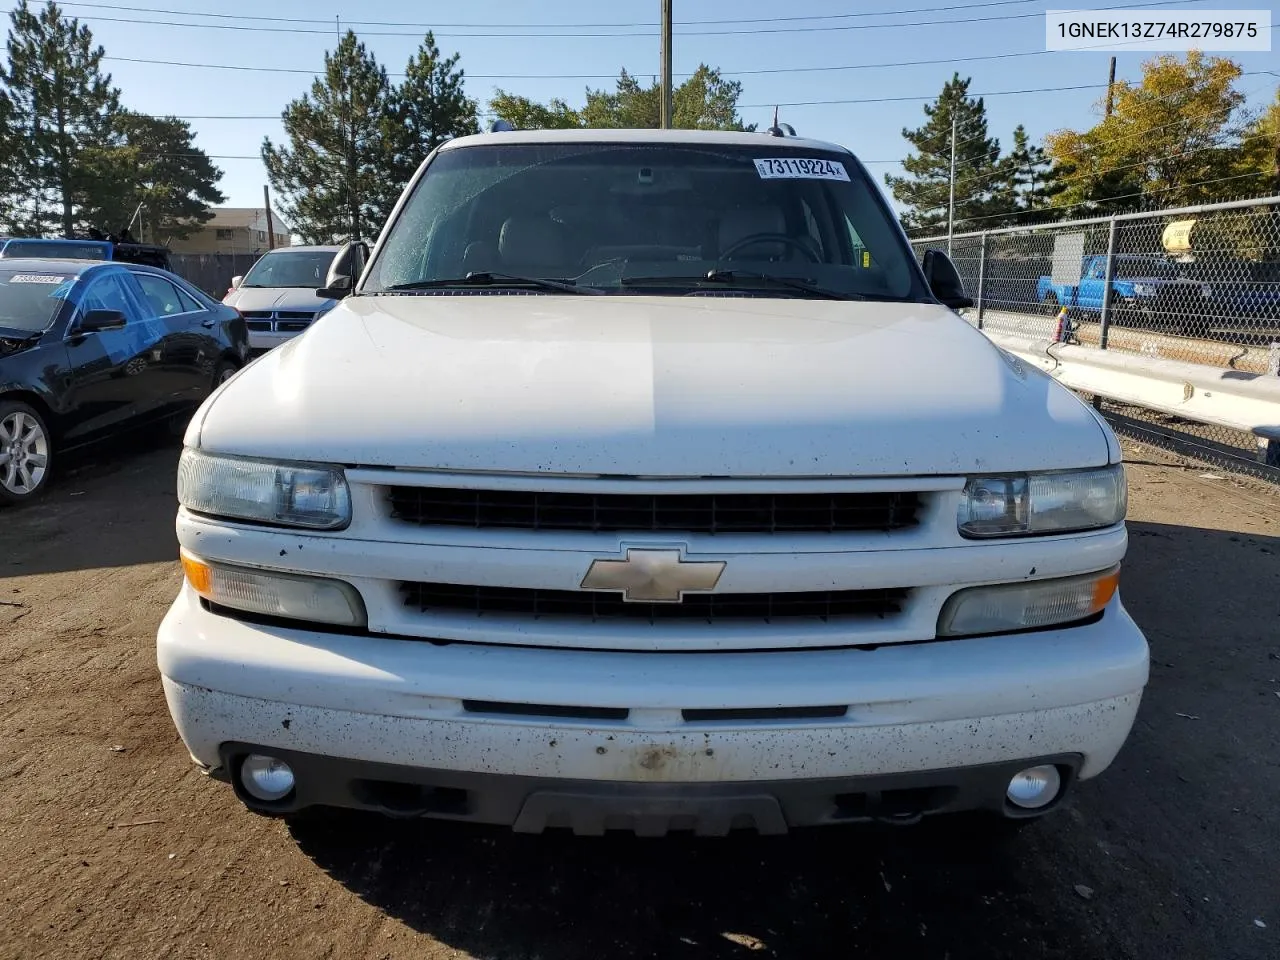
[7,274,67,284]
[754,158,850,181]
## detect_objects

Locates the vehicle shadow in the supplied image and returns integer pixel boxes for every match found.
[289,811,1091,959]
[0,427,182,579]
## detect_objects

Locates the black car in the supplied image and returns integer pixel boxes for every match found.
[0,258,249,503]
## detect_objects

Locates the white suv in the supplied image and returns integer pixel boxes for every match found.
[158,129,1148,835]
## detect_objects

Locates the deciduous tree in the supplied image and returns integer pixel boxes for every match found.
[1044,52,1248,212]
[490,66,754,132]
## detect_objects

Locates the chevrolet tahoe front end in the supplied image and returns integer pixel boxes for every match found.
[157,130,1148,835]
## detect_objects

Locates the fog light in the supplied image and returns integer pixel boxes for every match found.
[240,754,295,802]
[1006,765,1062,809]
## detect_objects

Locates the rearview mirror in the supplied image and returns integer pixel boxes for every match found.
[77,308,128,333]
[922,249,974,310]
[318,240,370,300]
[230,275,243,290]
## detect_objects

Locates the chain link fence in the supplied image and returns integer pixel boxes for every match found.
[911,195,1280,483]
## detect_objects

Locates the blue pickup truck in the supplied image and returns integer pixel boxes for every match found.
[1036,255,1210,333]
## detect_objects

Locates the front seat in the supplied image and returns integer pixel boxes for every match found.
[498,215,566,276]
[718,206,789,261]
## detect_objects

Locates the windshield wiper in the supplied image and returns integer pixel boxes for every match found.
[384,272,600,295]
[618,270,864,301]
[703,270,866,301]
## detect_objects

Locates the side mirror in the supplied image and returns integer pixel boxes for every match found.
[922,249,974,310]
[230,275,243,290]
[77,308,128,333]
[318,240,370,300]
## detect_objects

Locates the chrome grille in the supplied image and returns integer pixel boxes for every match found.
[386,488,921,534]
[241,309,317,333]
[399,582,907,623]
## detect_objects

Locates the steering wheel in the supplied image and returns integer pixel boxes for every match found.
[719,233,821,263]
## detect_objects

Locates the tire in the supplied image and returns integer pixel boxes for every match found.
[213,360,238,388]
[0,400,53,504]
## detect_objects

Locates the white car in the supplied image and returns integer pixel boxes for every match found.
[223,245,341,353]
[159,129,1148,836]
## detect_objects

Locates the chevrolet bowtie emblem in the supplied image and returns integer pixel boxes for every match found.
[580,548,726,603]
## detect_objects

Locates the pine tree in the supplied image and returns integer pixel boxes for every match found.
[81,112,225,242]
[387,33,478,187]
[262,31,395,244]
[2,1,120,237]
[991,125,1062,225]
[885,74,1002,235]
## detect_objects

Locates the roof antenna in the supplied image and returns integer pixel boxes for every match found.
[767,106,795,138]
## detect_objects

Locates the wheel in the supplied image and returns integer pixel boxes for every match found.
[0,400,53,504]
[213,360,238,387]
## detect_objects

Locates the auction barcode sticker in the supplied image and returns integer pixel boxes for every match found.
[7,274,66,284]
[754,158,850,181]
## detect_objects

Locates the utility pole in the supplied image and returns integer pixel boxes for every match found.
[1105,56,1117,117]
[947,113,957,254]
[660,0,672,129]
[263,184,276,250]
[337,15,359,241]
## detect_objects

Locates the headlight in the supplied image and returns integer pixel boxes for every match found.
[177,449,351,529]
[182,552,366,626]
[958,465,1126,538]
[938,567,1119,637]
[1131,283,1152,295]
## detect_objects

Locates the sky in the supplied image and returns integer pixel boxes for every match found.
[38,0,1280,217]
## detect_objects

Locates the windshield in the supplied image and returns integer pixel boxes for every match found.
[1114,258,1181,280]
[0,268,76,332]
[365,142,923,300]
[242,250,336,288]
[1,240,108,260]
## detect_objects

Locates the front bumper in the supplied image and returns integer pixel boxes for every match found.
[158,585,1148,831]
[246,330,302,352]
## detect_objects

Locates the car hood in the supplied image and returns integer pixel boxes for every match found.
[224,287,334,313]
[193,294,1113,477]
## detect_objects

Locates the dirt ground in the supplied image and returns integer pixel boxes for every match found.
[1,433,1277,960]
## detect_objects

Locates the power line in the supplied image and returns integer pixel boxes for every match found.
[56,0,1209,37]
[103,22,1278,84]
[741,83,1104,109]
[136,81,1117,123]
[56,0,1052,29]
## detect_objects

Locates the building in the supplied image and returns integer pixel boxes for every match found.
[167,207,292,255]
